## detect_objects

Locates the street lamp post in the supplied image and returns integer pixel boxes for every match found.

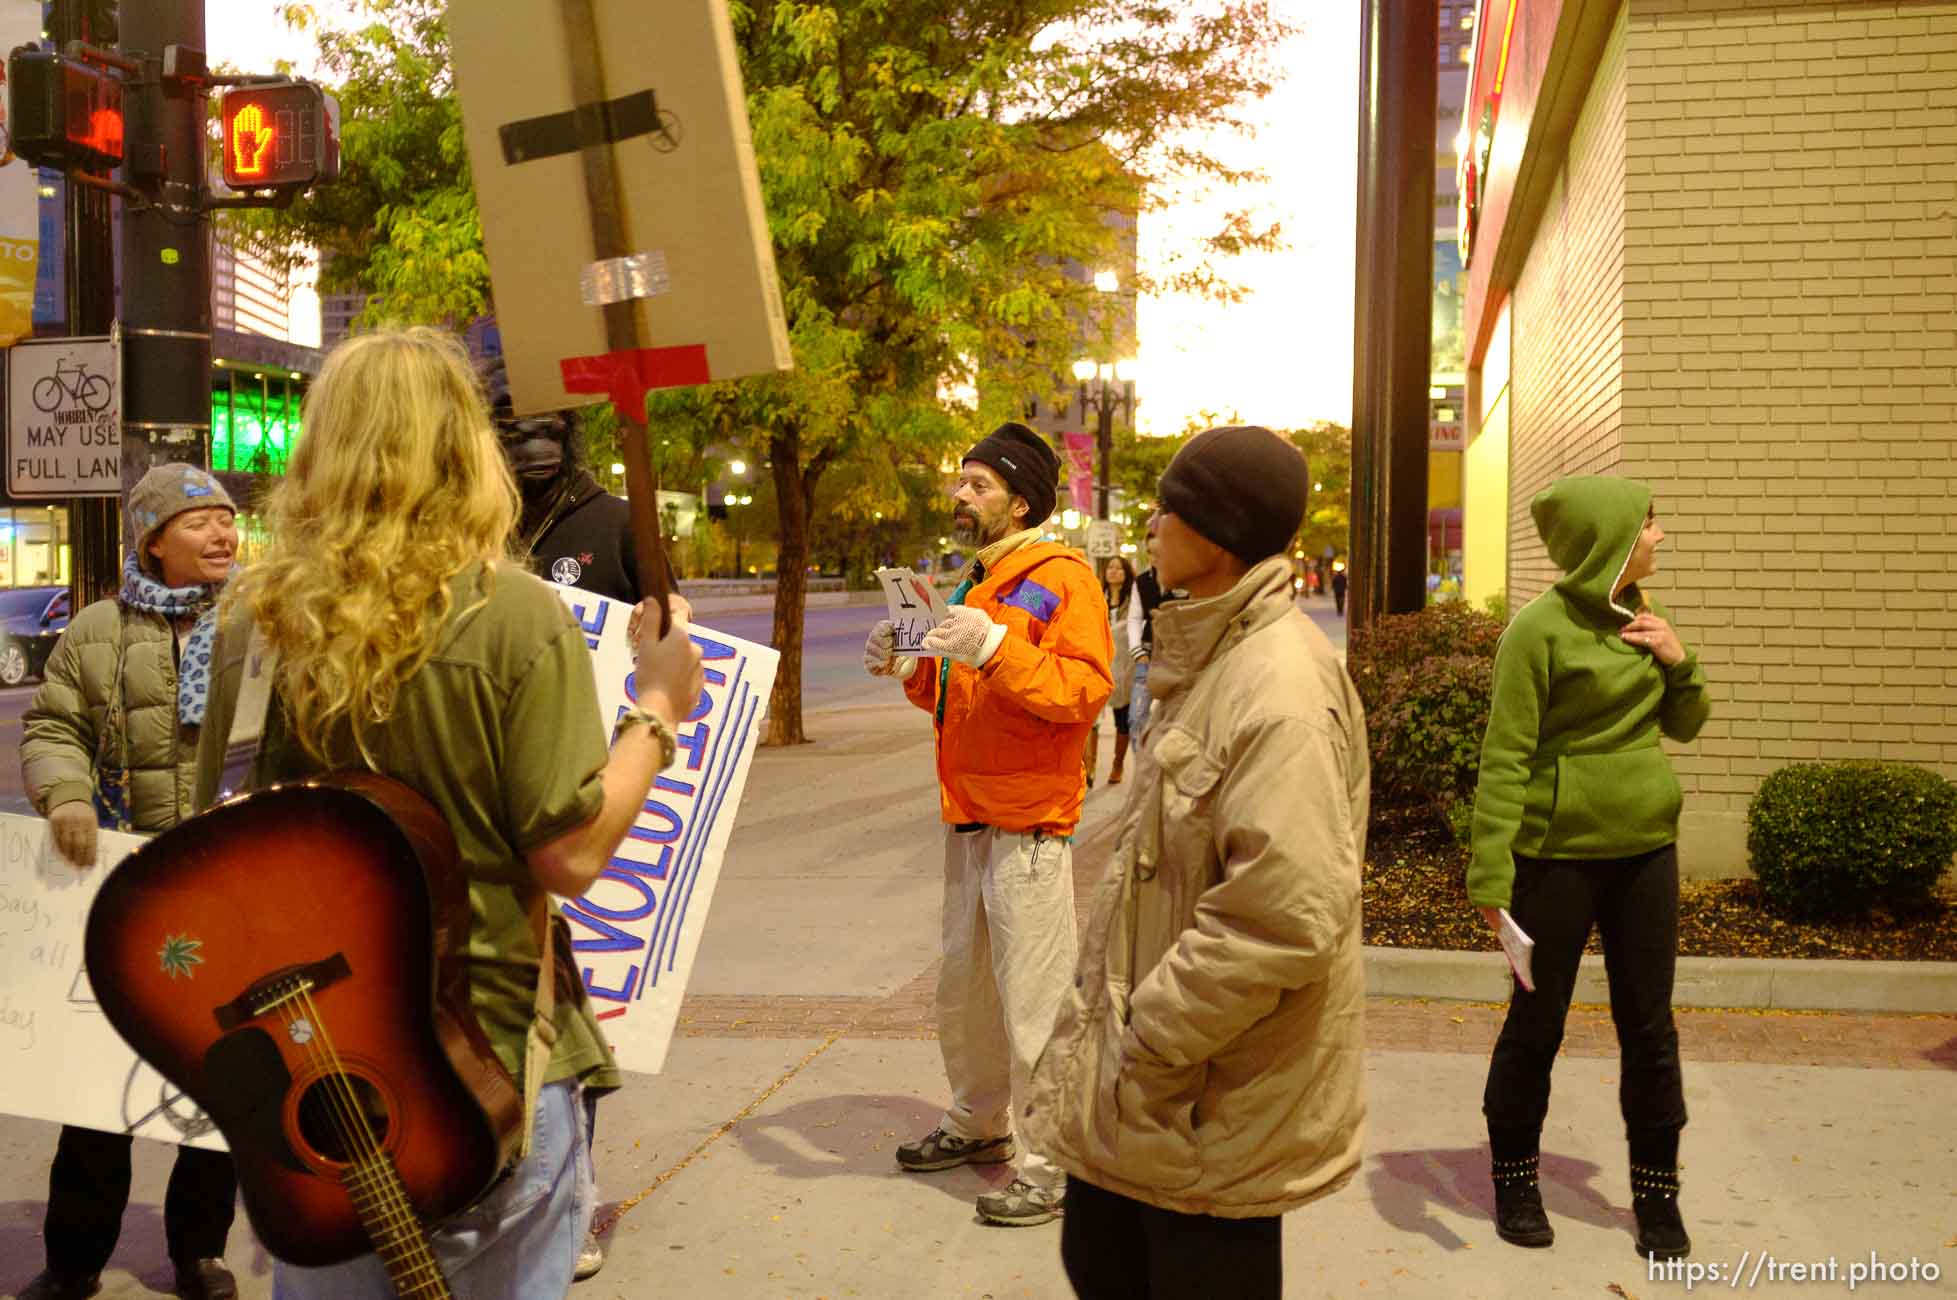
[1073,358,1137,520]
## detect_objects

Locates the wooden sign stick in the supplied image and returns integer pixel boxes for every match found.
[560,0,675,637]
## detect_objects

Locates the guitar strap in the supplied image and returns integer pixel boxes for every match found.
[222,628,559,1163]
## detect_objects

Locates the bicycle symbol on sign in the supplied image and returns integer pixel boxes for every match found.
[31,356,113,414]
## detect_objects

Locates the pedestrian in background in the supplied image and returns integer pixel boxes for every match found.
[1026,426,1369,1299]
[1082,554,1135,787]
[1331,563,1348,616]
[19,465,243,1300]
[1466,475,1709,1262]
[862,421,1111,1226]
[1124,520,1181,745]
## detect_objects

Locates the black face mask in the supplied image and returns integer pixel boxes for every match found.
[497,413,570,501]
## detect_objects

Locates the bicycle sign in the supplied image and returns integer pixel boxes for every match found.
[7,329,122,498]
[31,356,114,415]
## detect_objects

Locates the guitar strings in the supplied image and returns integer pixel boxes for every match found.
[278,997,438,1289]
[278,994,436,1283]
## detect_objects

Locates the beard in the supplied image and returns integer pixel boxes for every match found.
[951,508,982,544]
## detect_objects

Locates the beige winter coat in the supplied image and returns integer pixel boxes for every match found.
[21,599,199,830]
[1023,556,1369,1218]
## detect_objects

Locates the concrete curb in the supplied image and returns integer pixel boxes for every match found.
[1363,945,1957,1014]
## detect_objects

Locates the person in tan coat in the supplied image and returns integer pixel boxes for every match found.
[1023,426,1369,1298]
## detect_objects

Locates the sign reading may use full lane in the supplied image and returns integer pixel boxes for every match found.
[6,330,121,498]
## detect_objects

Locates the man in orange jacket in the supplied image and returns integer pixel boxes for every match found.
[863,422,1112,1226]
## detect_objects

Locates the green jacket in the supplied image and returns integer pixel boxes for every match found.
[1466,476,1711,909]
[21,599,199,830]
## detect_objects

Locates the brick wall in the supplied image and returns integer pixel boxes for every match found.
[1616,0,1957,868]
[1508,7,1632,604]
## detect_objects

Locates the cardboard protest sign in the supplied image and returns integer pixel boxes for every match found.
[873,567,950,656]
[0,815,224,1147]
[448,0,792,418]
[552,586,777,1073]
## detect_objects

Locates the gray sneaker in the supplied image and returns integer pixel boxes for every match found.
[976,1178,1064,1226]
[895,1126,1016,1172]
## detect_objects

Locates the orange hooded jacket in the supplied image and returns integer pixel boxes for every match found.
[903,536,1113,835]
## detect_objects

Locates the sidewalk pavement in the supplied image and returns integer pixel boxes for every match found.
[2,693,1950,1299]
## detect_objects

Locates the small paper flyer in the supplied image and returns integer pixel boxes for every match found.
[874,566,949,655]
[1497,907,1536,992]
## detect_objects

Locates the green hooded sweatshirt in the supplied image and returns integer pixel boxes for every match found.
[1466,475,1711,909]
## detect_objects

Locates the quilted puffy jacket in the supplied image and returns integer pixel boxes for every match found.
[21,599,198,830]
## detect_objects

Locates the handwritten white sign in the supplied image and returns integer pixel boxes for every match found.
[873,566,950,655]
[552,587,778,1073]
[0,814,225,1147]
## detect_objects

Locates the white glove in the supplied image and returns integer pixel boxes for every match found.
[922,605,1009,668]
[863,620,918,680]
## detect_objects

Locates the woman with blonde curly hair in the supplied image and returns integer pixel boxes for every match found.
[193,326,704,1300]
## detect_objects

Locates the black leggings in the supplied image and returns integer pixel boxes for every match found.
[1060,1175,1281,1300]
[1482,845,1686,1141]
[1110,704,1130,736]
[43,1126,236,1276]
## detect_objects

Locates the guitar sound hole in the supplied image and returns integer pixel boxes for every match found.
[295,1073,391,1163]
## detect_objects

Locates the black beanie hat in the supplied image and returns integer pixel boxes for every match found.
[1157,425,1309,565]
[963,421,1060,527]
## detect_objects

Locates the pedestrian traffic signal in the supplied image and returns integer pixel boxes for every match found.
[219,82,340,190]
[5,49,124,171]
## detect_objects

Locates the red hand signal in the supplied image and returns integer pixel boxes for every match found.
[230,103,275,177]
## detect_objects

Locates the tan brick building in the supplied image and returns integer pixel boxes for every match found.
[1455,0,1956,874]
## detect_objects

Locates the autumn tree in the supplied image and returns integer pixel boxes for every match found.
[251,0,1288,745]
[1287,421,1352,563]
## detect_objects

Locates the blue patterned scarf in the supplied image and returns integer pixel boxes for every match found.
[117,551,226,727]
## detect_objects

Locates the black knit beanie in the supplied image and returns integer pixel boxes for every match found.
[1156,425,1308,565]
[963,421,1060,527]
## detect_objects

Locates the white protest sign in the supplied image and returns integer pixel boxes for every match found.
[6,330,123,498]
[873,566,950,656]
[0,815,224,1147]
[552,586,778,1073]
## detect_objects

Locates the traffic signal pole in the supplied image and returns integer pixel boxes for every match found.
[52,0,119,607]
[117,0,213,545]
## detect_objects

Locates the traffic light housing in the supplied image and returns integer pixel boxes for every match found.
[220,81,340,190]
[5,49,124,171]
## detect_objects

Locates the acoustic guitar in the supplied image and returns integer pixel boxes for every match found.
[84,773,525,1300]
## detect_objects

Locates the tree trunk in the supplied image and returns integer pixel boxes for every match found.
[763,426,815,746]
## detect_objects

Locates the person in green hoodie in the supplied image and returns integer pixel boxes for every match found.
[1466,474,1710,1263]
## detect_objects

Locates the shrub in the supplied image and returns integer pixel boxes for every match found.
[1367,653,1494,812]
[1348,602,1506,705]
[1747,762,1957,919]
[1483,589,1508,620]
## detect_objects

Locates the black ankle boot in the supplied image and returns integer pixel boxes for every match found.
[1631,1163,1691,1260]
[1491,1153,1554,1247]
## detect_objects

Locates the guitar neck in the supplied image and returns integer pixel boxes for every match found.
[342,1154,454,1300]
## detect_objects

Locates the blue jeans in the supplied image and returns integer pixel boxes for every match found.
[1129,658,1154,743]
[274,1080,593,1300]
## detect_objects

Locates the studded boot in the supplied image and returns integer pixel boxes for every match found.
[1630,1129,1691,1260]
[1489,1127,1553,1248]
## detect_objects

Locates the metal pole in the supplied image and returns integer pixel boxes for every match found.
[1095,388,1112,520]
[1349,0,1438,631]
[54,0,120,607]
[119,0,213,547]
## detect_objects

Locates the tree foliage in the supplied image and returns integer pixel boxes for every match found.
[253,0,1289,744]
[1287,420,1351,562]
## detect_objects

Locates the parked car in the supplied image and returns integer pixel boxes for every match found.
[0,585,71,686]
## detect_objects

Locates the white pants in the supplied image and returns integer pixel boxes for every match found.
[937,824,1078,1191]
